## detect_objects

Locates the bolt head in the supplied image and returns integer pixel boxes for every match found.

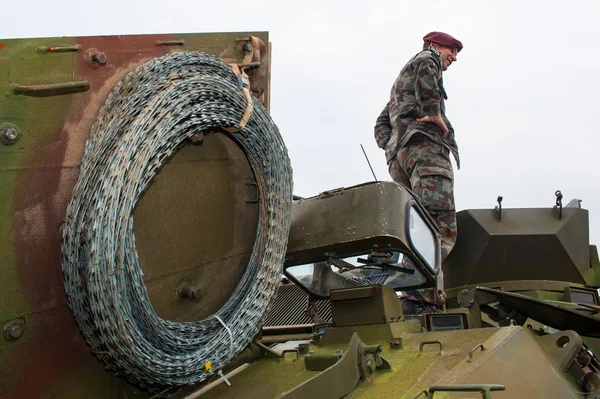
[469,298,475,304]
[457,299,463,305]
[91,52,107,65]
[578,352,592,367]
[94,52,107,65]
[5,128,17,140]
[188,287,200,300]
[1,126,19,144]
[6,324,23,340]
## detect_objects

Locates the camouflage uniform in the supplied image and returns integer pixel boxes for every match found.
[375,48,459,260]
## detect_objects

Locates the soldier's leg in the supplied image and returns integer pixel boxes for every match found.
[388,153,411,188]
[399,138,457,260]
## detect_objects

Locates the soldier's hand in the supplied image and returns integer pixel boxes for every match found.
[417,114,449,138]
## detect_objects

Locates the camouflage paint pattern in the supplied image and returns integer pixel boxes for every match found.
[388,135,456,260]
[374,48,459,169]
[204,322,583,398]
[0,31,270,399]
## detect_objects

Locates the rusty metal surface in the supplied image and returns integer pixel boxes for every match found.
[0,31,271,398]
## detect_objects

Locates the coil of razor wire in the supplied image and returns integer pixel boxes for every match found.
[61,51,293,391]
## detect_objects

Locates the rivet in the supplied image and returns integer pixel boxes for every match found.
[4,321,24,341]
[1,124,20,145]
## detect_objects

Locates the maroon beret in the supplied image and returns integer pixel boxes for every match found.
[423,31,463,53]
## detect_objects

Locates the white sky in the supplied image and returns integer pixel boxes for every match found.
[2,1,599,245]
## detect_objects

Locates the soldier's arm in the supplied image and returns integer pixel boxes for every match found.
[374,103,392,149]
[413,58,443,116]
[413,57,448,137]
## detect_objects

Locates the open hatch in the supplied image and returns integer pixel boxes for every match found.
[284,182,441,298]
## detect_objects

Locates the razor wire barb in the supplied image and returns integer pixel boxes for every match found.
[61,51,293,391]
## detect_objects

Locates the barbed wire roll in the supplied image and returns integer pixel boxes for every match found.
[61,51,293,391]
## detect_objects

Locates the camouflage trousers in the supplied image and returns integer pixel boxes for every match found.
[388,135,457,260]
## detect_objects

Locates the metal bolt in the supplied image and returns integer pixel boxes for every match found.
[188,286,200,300]
[178,281,200,301]
[1,125,19,145]
[91,52,107,65]
[5,128,17,141]
[297,343,310,354]
[469,298,475,304]
[388,338,403,349]
[583,372,600,393]
[457,299,463,305]
[5,324,23,340]
[578,351,592,367]
[461,289,468,294]
[85,48,107,68]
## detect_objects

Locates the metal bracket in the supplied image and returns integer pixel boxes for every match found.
[389,337,403,349]
[279,333,363,399]
[358,343,391,379]
[304,294,327,325]
[245,182,259,204]
[494,196,503,221]
[279,349,300,363]
[419,340,444,356]
[578,302,600,314]
[12,81,89,96]
[553,190,563,220]
[252,340,280,359]
[411,384,505,399]
[468,343,486,362]
[36,44,81,53]
[457,289,476,308]
[565,198,582,208]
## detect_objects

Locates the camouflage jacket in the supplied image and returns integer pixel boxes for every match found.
[374,49,460,169]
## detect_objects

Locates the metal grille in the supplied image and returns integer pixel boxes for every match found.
[61,52,292,391]
[264,283,332,327]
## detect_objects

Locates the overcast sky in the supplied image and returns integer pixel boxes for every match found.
[2,1,599,245]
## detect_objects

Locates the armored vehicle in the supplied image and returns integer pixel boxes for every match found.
[1,31,599,399]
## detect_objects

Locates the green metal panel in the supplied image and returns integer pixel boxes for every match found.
[444,207,594,288]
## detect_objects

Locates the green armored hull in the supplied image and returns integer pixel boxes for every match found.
[1,31,599,399]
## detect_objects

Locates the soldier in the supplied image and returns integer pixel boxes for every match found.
[375,31,463,262]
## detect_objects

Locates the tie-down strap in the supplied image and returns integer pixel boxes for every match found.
[225,63,254,133]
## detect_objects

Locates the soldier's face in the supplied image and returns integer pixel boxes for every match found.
[436,45,458,71]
